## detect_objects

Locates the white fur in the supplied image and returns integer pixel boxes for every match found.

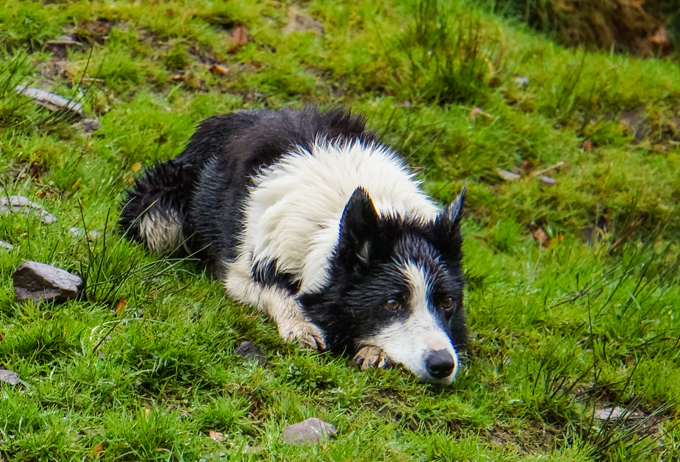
[361,261,459,383]
[139,209,184,254]
[225,138,440,298]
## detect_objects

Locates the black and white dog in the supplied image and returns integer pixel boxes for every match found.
[119,107,467,384]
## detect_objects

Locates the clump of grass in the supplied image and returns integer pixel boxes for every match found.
[391,0,501,105]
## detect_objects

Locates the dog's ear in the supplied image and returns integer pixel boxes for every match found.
[337,187,380,269]
[431,186,465,262]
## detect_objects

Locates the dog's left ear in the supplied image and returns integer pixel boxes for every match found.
[431,186,465,261]
[337,187,381,270]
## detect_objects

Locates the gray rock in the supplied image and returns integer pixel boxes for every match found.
[1,196,57,223]
[15,85,84,117]
[0,368,28,386]
[496,169,520,181]
[283,418,337,445]
[235,341,267,365]
[539,175,557,186]
[13,261,82,304]
[514,76,530,87]
[72,118,100,134]
[0,241,12,251]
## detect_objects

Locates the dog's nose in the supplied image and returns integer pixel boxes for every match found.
[426,350,455,379]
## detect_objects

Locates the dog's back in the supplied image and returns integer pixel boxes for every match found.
[120,107,467,384]
[120,108,373,269]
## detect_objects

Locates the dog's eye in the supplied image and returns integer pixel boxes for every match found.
[440,297,454,310]
[385,299,401,310]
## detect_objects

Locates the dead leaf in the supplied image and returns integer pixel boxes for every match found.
[92,442,105,458]
[470,107,492,121]
[209,64,229,75]
[209,430,226,441]
[583,140,592,152]
[232,27,248,46]
[171,75,186,82]
[72,178,82,190]
[114,298,127,316]
[519,160,534,174]
[532,228,548,245]
[166,9,174,18]
[650,26,669,46]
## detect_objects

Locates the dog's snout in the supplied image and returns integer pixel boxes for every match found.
[426,350,455,379]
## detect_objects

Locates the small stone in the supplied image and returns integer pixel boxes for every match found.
[15,85,84,117]
[1,196,57,223]
[69,227,101,239]
[283,8,324,34]
[0,368,28,386]
[514,76,529,87]
[0,241,12,251]
[72,118,100,134]
[539,175,557,186]
[235,341,267,365]
[12,261,82,305]
[46,35,82,46]
[594,407,626,420]
[496,169,520,181]
[283,418,337,445]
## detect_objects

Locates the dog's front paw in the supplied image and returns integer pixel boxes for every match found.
[353,346,394,370]
[279,320,327,351]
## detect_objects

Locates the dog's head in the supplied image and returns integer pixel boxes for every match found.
[305,186,466,384]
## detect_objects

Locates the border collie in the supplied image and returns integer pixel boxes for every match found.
[119,107,467,384]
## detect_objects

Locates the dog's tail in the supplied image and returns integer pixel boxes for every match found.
[119,159,196,254]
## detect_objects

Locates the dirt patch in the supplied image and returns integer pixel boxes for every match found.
[494,0,676,56]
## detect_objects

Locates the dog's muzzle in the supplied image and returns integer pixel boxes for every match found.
[426,349,456,379]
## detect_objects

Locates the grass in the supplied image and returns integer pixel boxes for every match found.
[1,0,680,460]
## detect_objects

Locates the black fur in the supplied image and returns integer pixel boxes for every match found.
[120,107,374,271]
[299,193,467,356]
[120,106,467,373]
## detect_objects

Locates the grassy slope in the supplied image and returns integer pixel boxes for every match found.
[1,0,680,460]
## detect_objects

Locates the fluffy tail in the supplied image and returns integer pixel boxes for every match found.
[119,159,196,254]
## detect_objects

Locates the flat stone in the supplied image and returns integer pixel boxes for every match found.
[283,418,337,445]
[0,368,28,386]
[539,175,557,186]
[496,169,520,181]
[235,341,267,365]
[593,407,644,421]
[283,8,324,34]
[72,118,100,134]
[0,196,57,223]
[15,85,84,117]
[13,261,82,305]
[0,241,12,251]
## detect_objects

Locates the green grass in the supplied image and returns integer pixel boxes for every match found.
[1,0,680,460]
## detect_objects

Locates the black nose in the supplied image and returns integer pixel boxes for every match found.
[426,350,455,379]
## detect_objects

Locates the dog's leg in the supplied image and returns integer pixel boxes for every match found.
[259,286,326,350]
[353,346,394,369]
[225,260,326,350]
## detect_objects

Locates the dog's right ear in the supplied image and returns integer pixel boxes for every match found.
[337,187,380,269]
